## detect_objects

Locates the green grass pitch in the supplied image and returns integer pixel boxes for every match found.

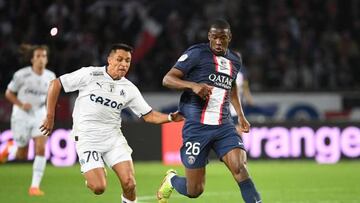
[0,160,359,203]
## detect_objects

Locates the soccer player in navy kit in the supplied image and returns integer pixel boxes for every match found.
[157,19,262,203]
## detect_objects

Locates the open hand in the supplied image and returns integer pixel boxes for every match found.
[39,115,55,136]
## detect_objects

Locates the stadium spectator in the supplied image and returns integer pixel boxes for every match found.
[157,19,261,203]
[0,0,359,91]
[0,44,56,196]
[39,43,183,203]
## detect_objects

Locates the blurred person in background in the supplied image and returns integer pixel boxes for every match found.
[40,43,183,203]
[157,19,261,203]
[0,44,56,196]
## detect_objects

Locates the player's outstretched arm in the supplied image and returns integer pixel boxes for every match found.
[142,110,184,124]
[40,78,62,136]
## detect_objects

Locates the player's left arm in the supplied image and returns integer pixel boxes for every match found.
[142,110,184,124]
[230,81,250,133]
[40,78,62,136]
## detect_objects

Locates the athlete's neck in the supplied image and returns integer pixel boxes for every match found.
[32,66,44,75]
[106,66,122,80]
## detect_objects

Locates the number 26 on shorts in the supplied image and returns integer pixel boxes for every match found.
[185,142,200,156]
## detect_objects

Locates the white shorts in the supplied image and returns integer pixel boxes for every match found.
[10,109,45,147]
[75,134,133,173]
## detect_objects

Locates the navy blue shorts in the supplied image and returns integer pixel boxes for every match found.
[180,122,245,169]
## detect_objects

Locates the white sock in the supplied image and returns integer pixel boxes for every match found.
[121,194,137,203]
[31,156,46,188]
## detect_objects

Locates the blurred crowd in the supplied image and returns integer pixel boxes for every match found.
[0,0,359,92]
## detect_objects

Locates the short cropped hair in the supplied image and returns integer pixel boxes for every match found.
[209,19,231,31]
[109,43,133,55]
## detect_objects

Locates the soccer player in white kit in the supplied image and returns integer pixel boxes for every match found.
[0,44,56,196]
[40,43,184,203]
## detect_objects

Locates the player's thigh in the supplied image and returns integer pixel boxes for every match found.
[112,160,136,188]
[31,110,46,139]
[222,148,247,170]
[10,117,31,148]
[180,131,212,169]
[212,124,245,161]
[222,148,250,182]
[103,143,135,189]
[83,167,107,189]
[102,142,133,169]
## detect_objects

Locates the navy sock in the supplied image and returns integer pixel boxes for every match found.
[238,178,261,203]
[170,175,188,196]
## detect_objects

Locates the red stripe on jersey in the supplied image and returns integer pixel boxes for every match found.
[229,60,233,77]
[218,90,227,124]
[213,55,219,72]
[200,97,210,124]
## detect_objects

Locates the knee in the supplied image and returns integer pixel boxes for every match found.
[232,161,249,181]
[87,182,106,195]
[35,146,45,156]
[16,152,28,160]
[122,177,136,193]
[187,184,204,198]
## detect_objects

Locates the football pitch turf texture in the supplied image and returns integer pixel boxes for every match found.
[0,161,359,203]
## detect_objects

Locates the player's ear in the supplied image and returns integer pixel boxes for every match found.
[208,32,211,41]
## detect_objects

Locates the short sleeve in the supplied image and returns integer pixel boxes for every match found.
[173,47,201,74]
[127,86,152,118]
[7,71,23,93]
[59,67,91,92]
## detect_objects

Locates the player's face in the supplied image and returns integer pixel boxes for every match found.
[107,49,131,79]
[31,49,48,69]
[208,28,232,55]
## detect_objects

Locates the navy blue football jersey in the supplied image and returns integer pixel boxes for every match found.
[174,43,242,125]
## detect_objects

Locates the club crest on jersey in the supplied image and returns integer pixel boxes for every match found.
[119,89,125,96]
[79,159,85,165]
[219,59,229,70]
[187,155,196,165]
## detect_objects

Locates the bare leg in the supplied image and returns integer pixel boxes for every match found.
[112,160,137,201]
[83,167,107,195]
[222,148,261,203]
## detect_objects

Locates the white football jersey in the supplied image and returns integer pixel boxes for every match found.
[7,66,56,117]
[60,66,152,141]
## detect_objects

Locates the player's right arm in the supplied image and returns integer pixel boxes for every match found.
[5,89,32,111]
[40,78,62,136]
[163,68,213,100]
[5,70,32,111]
